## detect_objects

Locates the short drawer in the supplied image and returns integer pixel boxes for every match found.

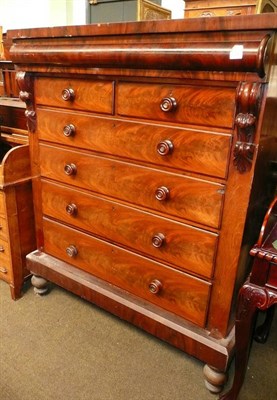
[0,216,8,240]
[43,218,211,327]
[37,108,232,179]
[35,77,114,114]
[40,144,225,229]
[0,192,5,216]
[42,180,218,279]
[117,82,236,128]
[0,239,12,282]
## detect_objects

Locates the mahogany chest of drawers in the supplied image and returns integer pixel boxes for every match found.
[8,14,277,392]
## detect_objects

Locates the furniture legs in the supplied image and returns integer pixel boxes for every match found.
[203,364,227,394]
[31,274,48,295]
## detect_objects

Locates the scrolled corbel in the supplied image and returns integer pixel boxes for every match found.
[16,71,36,133]
[233,82,263,173]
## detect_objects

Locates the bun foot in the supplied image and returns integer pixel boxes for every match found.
[203,364,227,394]
[31,274,48,295]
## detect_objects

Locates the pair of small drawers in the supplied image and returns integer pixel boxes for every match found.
[0,193,12,281]
[35,77,236,129]
[36,76,236,326]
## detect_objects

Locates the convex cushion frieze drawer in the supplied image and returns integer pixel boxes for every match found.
[8,14,277,393]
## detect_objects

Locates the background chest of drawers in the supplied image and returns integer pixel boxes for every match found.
[8,14,277,391]
[0,96,35,299]
[184,0,277,17]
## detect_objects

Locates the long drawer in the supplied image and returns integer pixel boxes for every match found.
[117,82,236,128]
[43,217,211,327]
[41,180,218,279]
[37,108,232,179]
[35,77,114,114]
[39,144,225,229]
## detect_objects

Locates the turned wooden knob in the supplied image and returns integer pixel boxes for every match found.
[149,279,162,294]
[152,233,165,248]
[64,163,77,176]
[66,203,78,216]
[66,245,78,257]
[157,140,174,156]
[160,97,177,112]
[61,88,75,101]
[0,266,7,274]
[155,186,170,201]
[0,245,5,252]
[63,124,76,137]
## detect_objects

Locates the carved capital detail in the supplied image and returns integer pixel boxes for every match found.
[237,282,276,321]
[233,82,263,173]
[16,71,36,133]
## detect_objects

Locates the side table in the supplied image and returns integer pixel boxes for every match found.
[220,196,277,399]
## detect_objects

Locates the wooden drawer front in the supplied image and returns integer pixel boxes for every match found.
[0,239,12,282]
[0,193,5,216]
[35,77,114,114]
[40,144,225,229]
[117,82,236,129]
[186,7,254,18]
[0,216,8,240]
[42,180,218,279]
[37,108,231,179]
[43,218,211,327]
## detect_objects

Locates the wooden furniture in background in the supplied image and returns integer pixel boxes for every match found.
[0,34,36,299]
[88,0,171,23]
[220,196,277,399]
[184,0,276,17]
[8,14,277,391]
[0,141,35,299]
[0,92,36,300]
[137,0,171,20]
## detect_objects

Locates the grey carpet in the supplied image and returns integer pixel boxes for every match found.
[0,280,276,400]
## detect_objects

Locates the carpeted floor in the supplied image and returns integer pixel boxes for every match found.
[0,279,276,400]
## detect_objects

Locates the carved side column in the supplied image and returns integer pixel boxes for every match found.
[16,72,48,295]
[233,82,263,173]
[16,71,36,133]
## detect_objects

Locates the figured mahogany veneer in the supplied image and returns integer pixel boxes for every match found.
[43,217,211,327]
[117,82,236,128]
[8,14,277,393]
[39,143,225,228]
[41,180,218,279]
[36,108,232,179]
[35,77,114,114]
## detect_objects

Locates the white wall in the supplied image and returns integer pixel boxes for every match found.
[0,0,87,32]
[162,0,184,19]
[0,0,185,32]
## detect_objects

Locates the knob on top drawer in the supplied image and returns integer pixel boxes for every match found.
[61,88,75,102]
[35,77,114,114]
